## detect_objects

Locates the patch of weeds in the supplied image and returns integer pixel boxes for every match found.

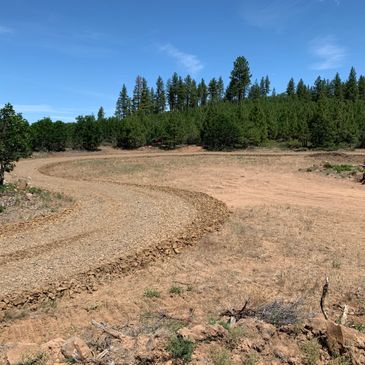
[169,285,183,295]
[329,355,352,365]
[332,258,342,269]
[323,162,361,174]
[242,350,258,365]
[0,205,5,213]
[208,316,218,325]
[55,192,64,200]
[0,183,16,193]
[301,339,321,365]
[166,335,194,363]
[17,352,48,365]
[144,288,160,298]
[258,299,303,326]
[350,322,364,332]
[65,356,77,364]
[40,298,57,313]
[219,320,231,331]
[226,326,245,350]
[27,187,43,195]
[3,308,28,322]
[209,345,232,365]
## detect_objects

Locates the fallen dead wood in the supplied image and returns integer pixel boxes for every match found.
[321,276,329,320]
[91,319,125,340]
[220,299,255,321]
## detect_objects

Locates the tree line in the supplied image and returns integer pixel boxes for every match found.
[1,56,365,184]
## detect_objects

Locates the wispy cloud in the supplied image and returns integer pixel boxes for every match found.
[318,0,340,6]
[240,0,308,30]
[0,25,13,34]
[309,36,346,70]
[240,0,340,30]
[159,44,204,75]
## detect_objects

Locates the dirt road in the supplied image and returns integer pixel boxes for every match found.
[0,152,228,308]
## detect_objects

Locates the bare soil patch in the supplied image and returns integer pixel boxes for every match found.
[0,183,72,226]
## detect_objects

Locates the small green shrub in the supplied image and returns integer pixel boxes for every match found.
[166,335,194,362]
[169,285,183,295]
[301,339,321,365]
[27,187,43,195]
[144,288,160,298]
[0,205,5,213]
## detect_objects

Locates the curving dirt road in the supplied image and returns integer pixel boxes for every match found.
[0,153,229,310]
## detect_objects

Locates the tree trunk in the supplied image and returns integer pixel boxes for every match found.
[0,164,4,186]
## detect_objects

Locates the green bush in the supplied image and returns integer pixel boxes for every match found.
[166,336,194,362]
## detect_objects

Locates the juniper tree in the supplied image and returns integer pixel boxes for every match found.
[0,103,30,185]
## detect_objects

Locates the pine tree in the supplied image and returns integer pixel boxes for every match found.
[176,77,186,111]
[259,76,270,97]
[197,79,208,106]
[217,77,225,101]
[115,84,131,119]
[345,67,358,101]
[189,79,198,108]
[332,73,343,100]
[248,80,261,99]
[155,76,166,113]
[184,75,194,109]
[286,78,295,97]
[167,73,179,110]
[296,79,308,99]
[358,75,365,101]
[132,75,144,111]
[97,106,105,122]
[208,78,219,103]
[226,56,251,101]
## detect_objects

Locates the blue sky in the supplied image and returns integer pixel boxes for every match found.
[0,0,364,122]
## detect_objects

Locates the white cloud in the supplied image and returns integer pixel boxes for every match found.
[309,36,346,70]
[0,25,13,34]
[160,44,204,75]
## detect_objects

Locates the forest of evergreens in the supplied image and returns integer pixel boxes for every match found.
[4,57,365,154]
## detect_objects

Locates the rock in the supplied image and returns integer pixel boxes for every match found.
[61,336,92,362]
[17,179,29,190]
[41,338,66,364]
[6,343,40,365]
[177,324,227,343]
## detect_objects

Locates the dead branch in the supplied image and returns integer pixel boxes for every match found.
[340,304,349,325]
[91,319,125,340]
[321,276,329,320]
[220,299,253,321]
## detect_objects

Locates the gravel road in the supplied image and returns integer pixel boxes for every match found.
[0,154,228,309]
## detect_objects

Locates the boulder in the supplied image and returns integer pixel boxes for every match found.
[178,324,227,343]
[41,338,66,364]
[5,343,40,365]
[61,336,92,362]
